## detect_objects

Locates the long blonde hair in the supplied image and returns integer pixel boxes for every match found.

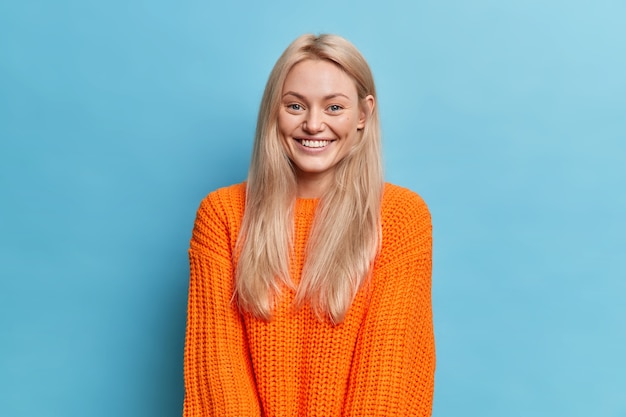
[235,34,383,324]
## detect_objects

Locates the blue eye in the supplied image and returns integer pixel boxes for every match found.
[328,105,343,112]
[288,103,303,111]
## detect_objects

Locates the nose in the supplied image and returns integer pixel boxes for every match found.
[303,109,324,133]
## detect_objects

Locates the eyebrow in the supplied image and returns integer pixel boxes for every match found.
[282,91,351,101]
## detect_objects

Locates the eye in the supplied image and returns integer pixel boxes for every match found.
[287,103,303,111]
[328,104,343,112]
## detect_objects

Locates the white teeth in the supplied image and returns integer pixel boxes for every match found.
[301,139,330,148]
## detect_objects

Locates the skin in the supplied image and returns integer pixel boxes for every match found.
[278,59,375,198]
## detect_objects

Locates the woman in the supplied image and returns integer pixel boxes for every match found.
[184,34,435,417]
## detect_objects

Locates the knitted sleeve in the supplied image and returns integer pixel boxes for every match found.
[183,191,261,417]
[343,189,435,417]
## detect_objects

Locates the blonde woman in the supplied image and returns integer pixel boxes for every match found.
[184,34,435,417]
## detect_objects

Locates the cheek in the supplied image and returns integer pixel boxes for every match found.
[277,113,286,132]
[275,118,293,149]
[337,115,358,134]
[277,111,298,132]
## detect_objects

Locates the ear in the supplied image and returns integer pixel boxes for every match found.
[357,95,375,129]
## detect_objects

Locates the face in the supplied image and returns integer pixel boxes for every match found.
[277,59,374,197]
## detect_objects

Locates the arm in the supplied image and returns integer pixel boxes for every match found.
[183,192,261,417]
[343,193,435,416]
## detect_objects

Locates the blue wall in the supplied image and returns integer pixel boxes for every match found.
[1,1,625,416]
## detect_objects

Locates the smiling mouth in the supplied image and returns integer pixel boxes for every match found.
[297,139,334,148]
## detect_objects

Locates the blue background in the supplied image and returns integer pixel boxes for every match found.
[1,1,625,416]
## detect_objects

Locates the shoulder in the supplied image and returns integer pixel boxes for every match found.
[198,182,246,218]
[382,183,431,228]
[379,183,432,264]
[190,183,246,255]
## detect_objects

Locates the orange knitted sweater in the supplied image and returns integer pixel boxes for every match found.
[184,182,435,417]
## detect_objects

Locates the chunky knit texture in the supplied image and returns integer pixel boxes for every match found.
[184,182,435,417]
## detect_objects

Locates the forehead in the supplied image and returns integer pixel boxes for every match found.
[282,59,357,96]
